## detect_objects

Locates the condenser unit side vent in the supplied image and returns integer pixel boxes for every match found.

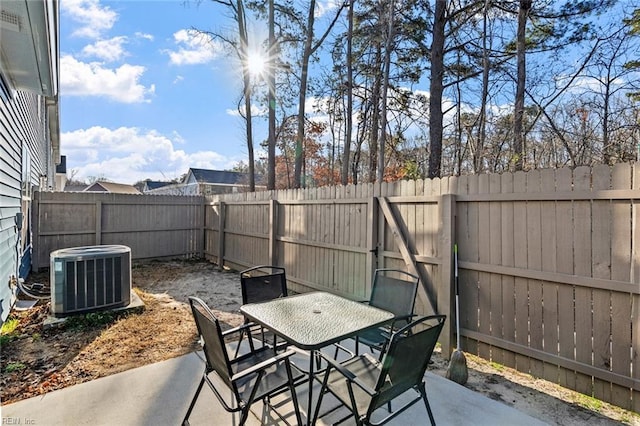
[0,10,21,32]
[50,245,131,317]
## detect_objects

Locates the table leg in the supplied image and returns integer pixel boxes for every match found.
[307,349,315,425]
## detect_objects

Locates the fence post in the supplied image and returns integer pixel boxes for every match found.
[365,196,379,288]
[32,192,41,271]
[95,200,102,245]
[200,197,206,258]
[217,201,225,271]
[269,199,278,265]
[439,194,456,360]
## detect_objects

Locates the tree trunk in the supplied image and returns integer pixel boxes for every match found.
[341,0,354,186]
[293,0,316,188]
[237,0,255,191]
[477,0,490,174]
[267,0,276,189]
[377,0,395,182]
[428,0,445,178]
[513,0,531,172]
[369,48,382,182]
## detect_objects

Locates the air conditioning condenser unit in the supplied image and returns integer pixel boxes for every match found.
[50,245,131,317]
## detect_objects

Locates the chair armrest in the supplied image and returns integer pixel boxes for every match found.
[231,349,298,382]
[318,352,377,395]
[317,351,357,381]
[332,342,355,358]
[388,314,417,331]
[392,313,415,322]
[222,322,255,338]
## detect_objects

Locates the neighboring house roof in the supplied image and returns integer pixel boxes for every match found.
[83,182,141,194]
[187,168,262,186]
[144,180,172,191]
[64,184,88,192]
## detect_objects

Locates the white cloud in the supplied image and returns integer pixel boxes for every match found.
[61,0,117,39]
[135,32,154,41]
[60,55,155,103]
[316,1,341,17]
[62,126,239,184]
[226,104,268,117]
[81,36,128,62]
[165,29,223,65]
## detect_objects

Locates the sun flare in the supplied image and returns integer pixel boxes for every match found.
[247,53,266,77]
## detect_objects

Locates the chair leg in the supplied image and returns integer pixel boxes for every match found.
[311,364,332,424]
[419,384,436,426]
[182,376,205,425]
[281,361,303,426]
[346,383,363,426]
[239,406,251,426]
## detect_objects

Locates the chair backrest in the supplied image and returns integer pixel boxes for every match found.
[188,297,236,392]
[370,315,446,413]
[240,265,288,305]
[369,269,419,319]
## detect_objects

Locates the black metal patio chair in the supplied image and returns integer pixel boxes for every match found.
[236,265,289,356]
[313,314,446,426]
[183,296,303,426]
[349,268,420,357]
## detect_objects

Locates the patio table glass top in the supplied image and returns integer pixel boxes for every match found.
[240,291,394,350]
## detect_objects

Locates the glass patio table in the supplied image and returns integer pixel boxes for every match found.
[240,291,394,425]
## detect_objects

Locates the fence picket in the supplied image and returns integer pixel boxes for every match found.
[541,168,559,384]
[555,167,576,389]
[592,165,613,403]
[527,170,545,378]
[500,172,516,369]
[513,171,530,374]
[489,173,504,364]
[573,166,595,396]
[478,174,492,360]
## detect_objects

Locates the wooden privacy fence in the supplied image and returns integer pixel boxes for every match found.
[31,163,639,411]
[32,191,204,269]
[206,163,639,412]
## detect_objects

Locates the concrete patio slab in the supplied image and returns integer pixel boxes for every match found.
[2,349,549,426]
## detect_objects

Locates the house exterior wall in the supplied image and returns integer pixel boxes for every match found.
[0,0,59,322]
[0,91,53,321]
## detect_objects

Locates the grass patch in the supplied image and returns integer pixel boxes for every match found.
[0,317,20,346]
[4,362,26,373]
[489,361,505,371]
[575,394,603,412]
[64,311,122,331]
[1,317,19,334]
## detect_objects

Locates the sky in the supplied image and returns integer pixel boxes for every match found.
[59,0,633,185]
[60,0,270,184]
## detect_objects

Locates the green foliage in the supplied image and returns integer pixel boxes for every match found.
[64,311,119,331]
[4,362,26,373]
[575,394,604,411]
[1,317,19,335]
[0,317,20,346]
[624,8,640,34]
[402,160,421,180]
[623,9,640,101]
[489,361,505,371]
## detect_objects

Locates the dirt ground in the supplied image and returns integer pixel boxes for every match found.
[1,259,638,425]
